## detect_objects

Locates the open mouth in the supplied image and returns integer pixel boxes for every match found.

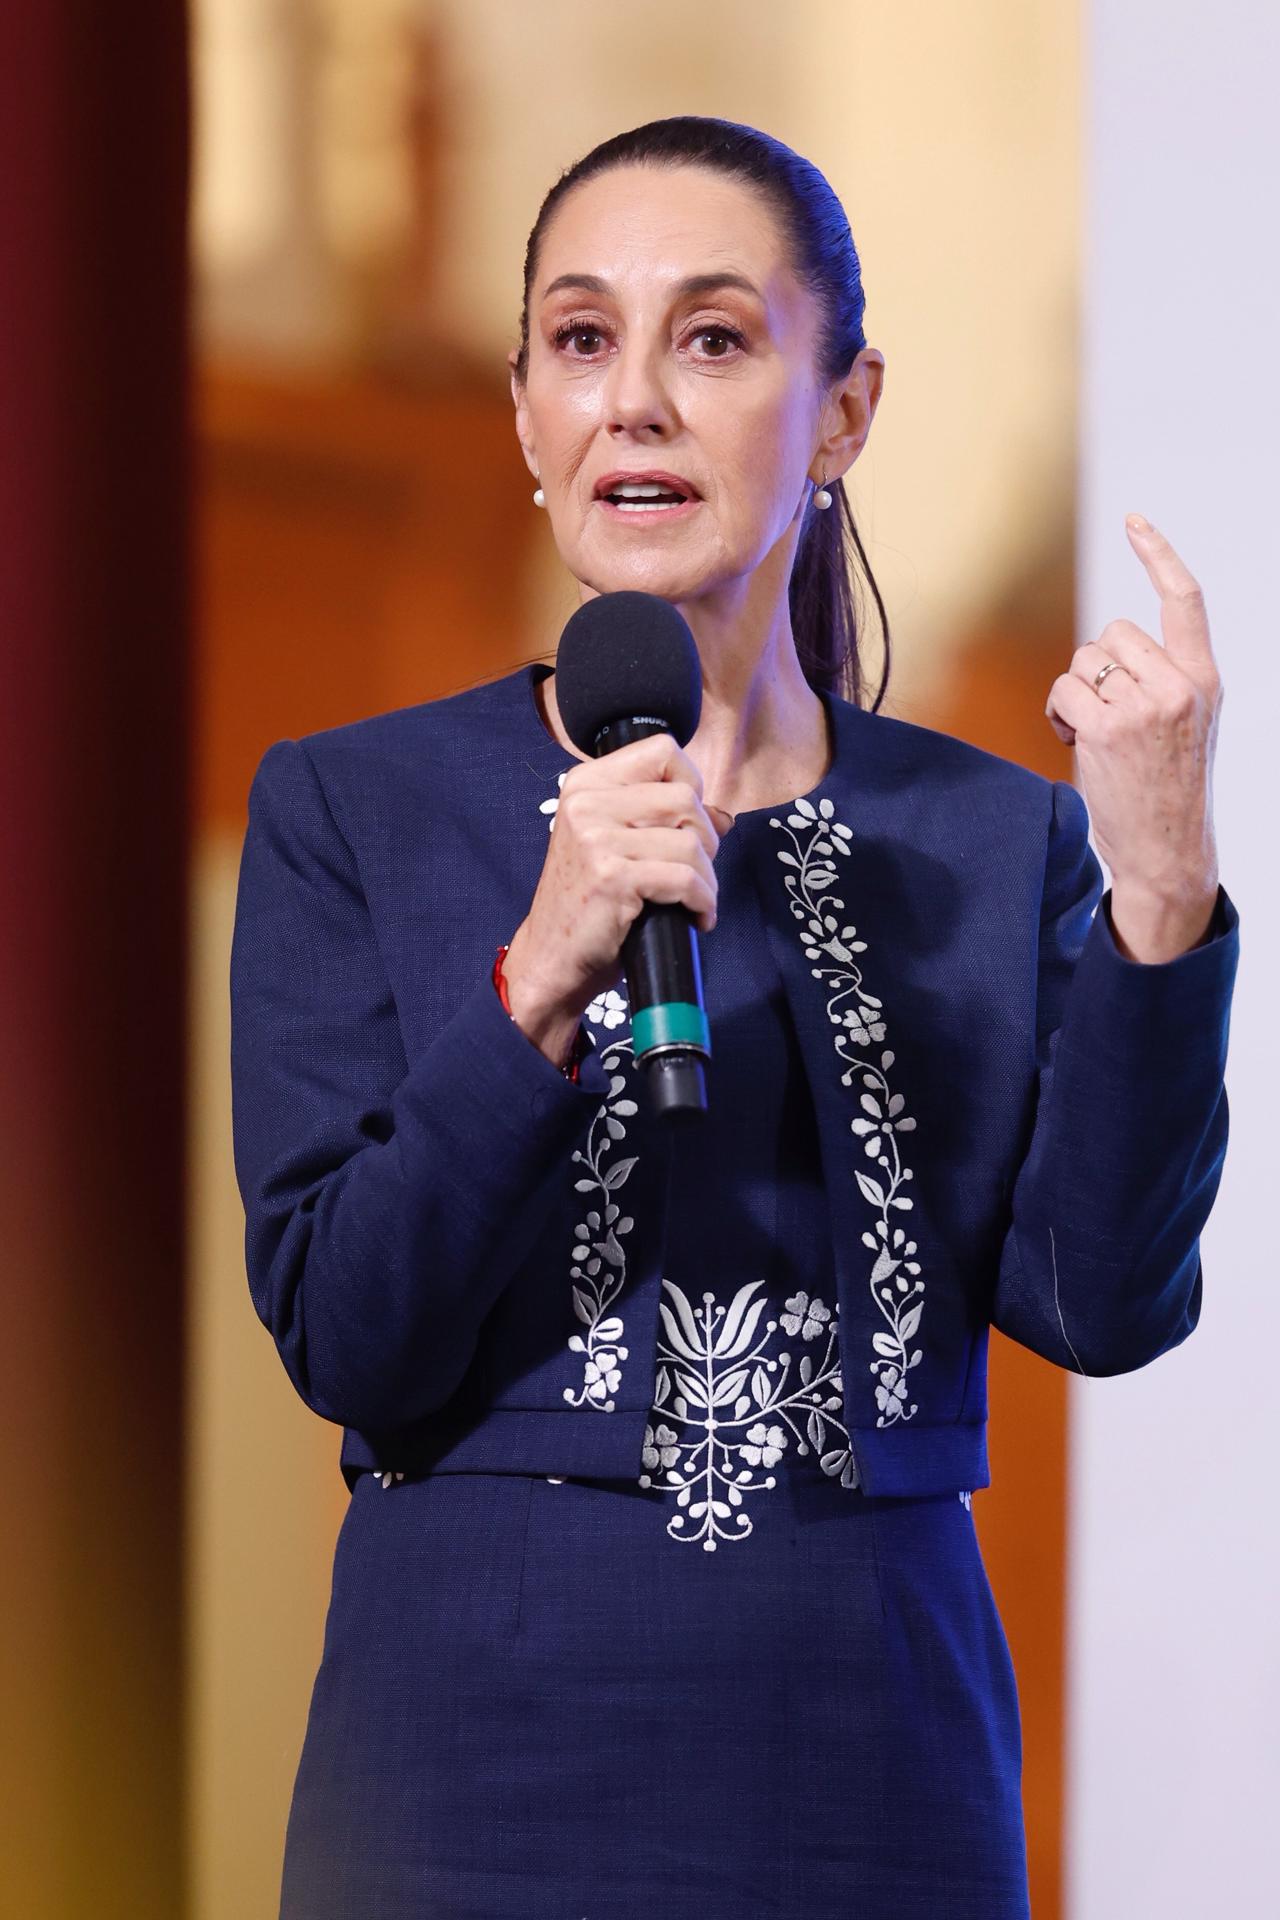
[595,480,700,518]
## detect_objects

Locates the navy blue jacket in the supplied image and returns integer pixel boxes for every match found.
[229,661,1239,1497]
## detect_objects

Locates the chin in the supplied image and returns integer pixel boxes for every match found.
[575,545,715,604]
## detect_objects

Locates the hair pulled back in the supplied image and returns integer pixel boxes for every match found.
[512,115,891,709]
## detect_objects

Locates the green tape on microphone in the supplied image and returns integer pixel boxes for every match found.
[630,1001,711,1057]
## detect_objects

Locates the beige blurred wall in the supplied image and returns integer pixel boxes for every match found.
[189,6,1077,1914]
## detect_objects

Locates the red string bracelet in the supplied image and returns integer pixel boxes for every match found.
[493,943,587,1084]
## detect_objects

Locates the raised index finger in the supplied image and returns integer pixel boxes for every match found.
[1125,513,1215,665]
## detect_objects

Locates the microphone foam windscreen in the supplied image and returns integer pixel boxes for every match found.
[554,592,702,752]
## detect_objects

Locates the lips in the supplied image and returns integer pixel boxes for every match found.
[593,470,699,501]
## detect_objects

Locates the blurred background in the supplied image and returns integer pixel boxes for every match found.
[1,3,1272,1916]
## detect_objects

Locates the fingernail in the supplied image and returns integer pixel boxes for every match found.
[1126,513,1152,535]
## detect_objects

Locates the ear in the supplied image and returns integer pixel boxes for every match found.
[812,347,885,484]
[508,347,539,480]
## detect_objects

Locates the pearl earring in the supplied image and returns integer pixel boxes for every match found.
[532,481,546,508]
[813,472,833,511]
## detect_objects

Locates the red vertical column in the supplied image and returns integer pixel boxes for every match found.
[0,7,191,1915]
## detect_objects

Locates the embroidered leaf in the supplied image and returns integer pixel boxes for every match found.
[711,1366,749,1408]
[654,1366,670,1406]
[595,1316,625,1343]
[734,1395,751,1419]
[872,1332,902,1359]
[604,1156,638,1190]
[712,1278,764,1356]
[573,1178,596,1193]
[855,1171,887,1208]
[571,1286,594,1326]
[899,1304,922,1341]
[657,1302,704,1364]
[663,1279,706,1352]
[677,1369,709,1408]
[715,1287,770,1360]
[752,1365,772,1408]
[799,1354,813,1385]
[776,851,800,868]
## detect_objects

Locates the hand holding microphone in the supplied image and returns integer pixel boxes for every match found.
[503,592,725,1116]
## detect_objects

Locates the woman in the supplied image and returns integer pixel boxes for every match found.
[230,117,1238,1918]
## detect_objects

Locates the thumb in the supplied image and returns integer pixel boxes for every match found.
[707,804,736,835]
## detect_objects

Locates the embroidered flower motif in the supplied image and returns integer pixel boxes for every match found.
[640,1423,681,1473]
[770,794,925,1427]
[639,1276,859,1550]
[779,1290,831,1340]
[562,1017,638,1409]
[740,1421,788,1468]
[959,1489,973,1510]
[378,1469,405,1489]
[543,771,640,1411]
[584,987,628,1029]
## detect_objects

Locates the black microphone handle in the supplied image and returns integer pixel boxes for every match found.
[590,714,710,1119]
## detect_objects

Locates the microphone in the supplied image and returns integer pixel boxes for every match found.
[553,591,710,1120]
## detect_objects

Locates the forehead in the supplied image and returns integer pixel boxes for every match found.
[534,164,793,302]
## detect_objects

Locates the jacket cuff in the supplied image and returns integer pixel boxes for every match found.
[401,963,610,1156]
[1066,882,1239,1075]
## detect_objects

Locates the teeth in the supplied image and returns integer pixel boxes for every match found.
[607,482,687,499]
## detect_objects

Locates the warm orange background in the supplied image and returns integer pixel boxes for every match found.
[2,6,1081,1915]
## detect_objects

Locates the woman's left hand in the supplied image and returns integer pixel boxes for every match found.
[1043,515,1223,963]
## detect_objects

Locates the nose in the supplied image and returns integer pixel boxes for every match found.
[603,331,677,438]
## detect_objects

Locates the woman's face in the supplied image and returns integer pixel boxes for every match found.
[510,164,882,611]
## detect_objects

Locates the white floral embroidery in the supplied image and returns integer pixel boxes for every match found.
[769,794,925,1427]
[561,1016,639,1409]
[959,1490,972,1510]
[378,1470,405,1489]
[584,987,628,1029]
[639,1277,858,1550]
[541,768,640,1411]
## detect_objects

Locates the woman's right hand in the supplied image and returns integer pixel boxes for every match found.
[501,732,731,1064]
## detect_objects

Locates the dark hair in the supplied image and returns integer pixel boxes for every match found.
[512,115,891,710]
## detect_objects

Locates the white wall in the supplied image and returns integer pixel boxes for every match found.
[1071,5,1280,1912]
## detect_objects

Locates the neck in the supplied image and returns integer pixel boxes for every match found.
[545,563,833,815]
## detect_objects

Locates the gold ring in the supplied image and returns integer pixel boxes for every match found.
[1093,660,1123,692]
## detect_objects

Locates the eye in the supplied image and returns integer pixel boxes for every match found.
[551,318,608,356]
[690,326,745,359]
[549,319,747,361]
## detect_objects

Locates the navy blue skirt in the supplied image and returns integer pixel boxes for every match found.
[279,1464,1029,1918]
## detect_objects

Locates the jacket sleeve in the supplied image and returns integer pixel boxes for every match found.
[228,736,605,1433]
[990,775,1239,1376]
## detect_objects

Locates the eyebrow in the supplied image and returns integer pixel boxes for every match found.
[539,271,765,304]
